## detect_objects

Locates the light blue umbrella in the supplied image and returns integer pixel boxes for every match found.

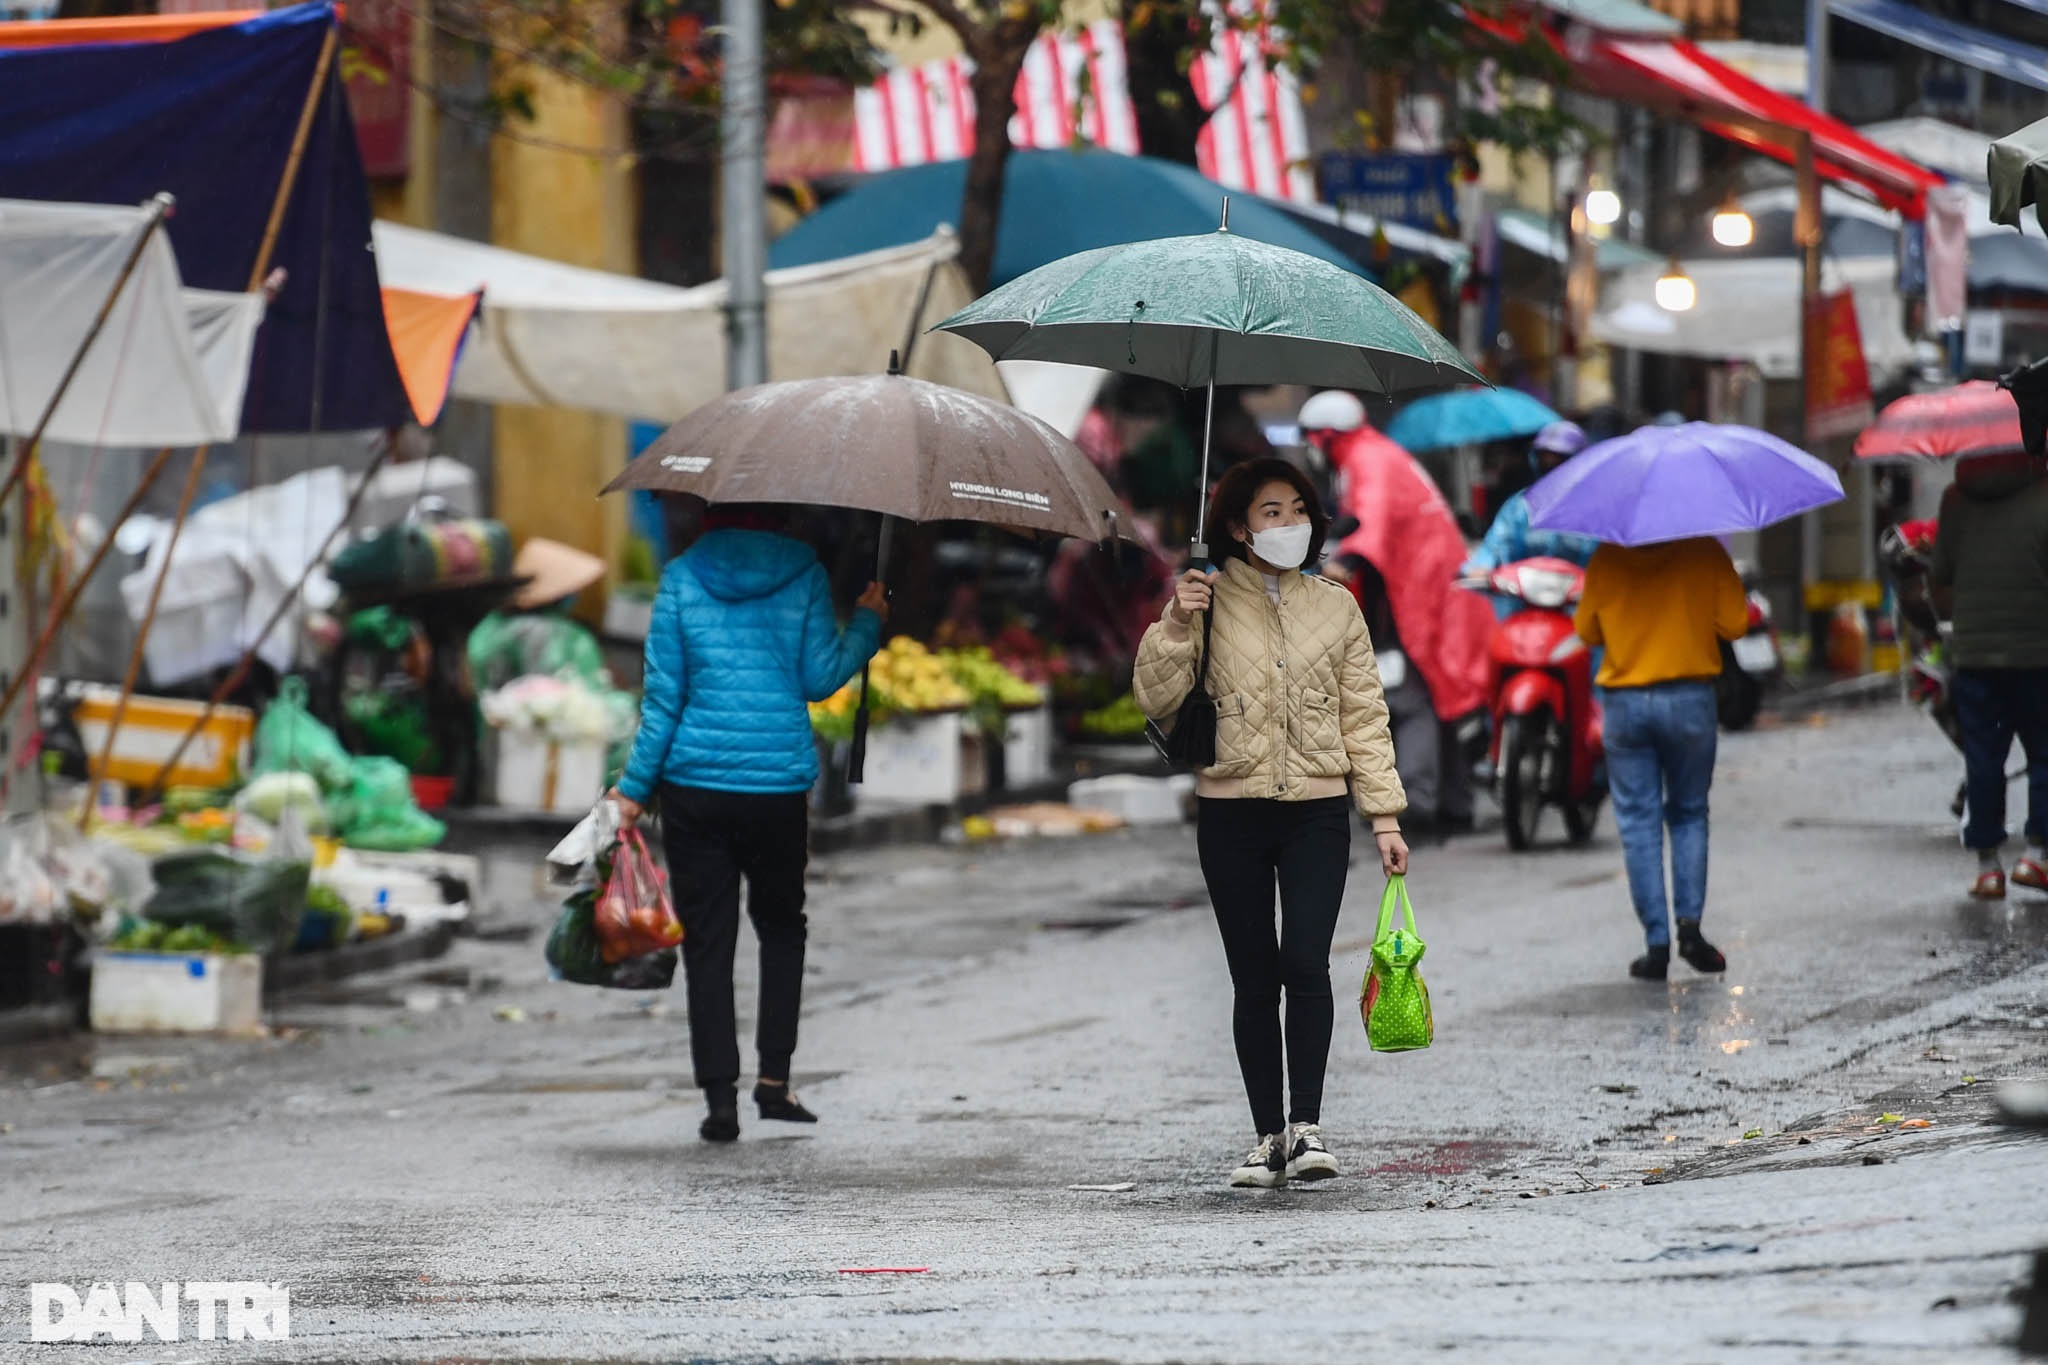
[1525,422,1842,547]
[1385,388,1560,453]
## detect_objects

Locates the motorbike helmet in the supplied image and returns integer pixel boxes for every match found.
[1529,419,1587,472]
[1297,390,1366,435]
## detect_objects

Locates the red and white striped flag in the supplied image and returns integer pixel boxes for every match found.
[851,13,1314,204]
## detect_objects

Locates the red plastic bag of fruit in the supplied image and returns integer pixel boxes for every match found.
[593,827,682,964]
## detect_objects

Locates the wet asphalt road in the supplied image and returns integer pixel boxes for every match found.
[2,703,2047,1363]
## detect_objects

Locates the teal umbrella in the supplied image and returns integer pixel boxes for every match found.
[770,148,1368,286]
[1384,387,1560,453]
[936,203,1480,556]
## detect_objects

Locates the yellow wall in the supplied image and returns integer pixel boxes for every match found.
[488,63,638,620]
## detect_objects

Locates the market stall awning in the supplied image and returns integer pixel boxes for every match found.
[0,3,412,433]
[371,226,1008,423]
[1474,13,1942,217]
[1829,0,2048,95]
[0,198,262,446]
[0,9,263,48]
[1592,254,1913,381]
[379,287,478,428]
[1990,114,2048,233]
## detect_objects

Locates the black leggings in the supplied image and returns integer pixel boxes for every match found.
[658,784,810,1093]
[1196,796,1352,1135]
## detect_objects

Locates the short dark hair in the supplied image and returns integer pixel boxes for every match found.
[1207,458,1330,566]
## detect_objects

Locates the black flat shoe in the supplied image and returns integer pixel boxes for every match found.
[700,1102,740,1143]
[1630,947,1670,981]
[1676,922,1726,974]
[754,1082,818,1123]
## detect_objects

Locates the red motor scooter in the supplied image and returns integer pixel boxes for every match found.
[1462,557,1606,850]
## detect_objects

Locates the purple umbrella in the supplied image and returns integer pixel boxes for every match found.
[1524,422,1843,547]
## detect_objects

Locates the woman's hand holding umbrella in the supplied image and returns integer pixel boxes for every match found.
[1168,569,1217,626]
[855,580,891,622]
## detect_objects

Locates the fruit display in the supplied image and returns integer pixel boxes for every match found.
[872,637,972,711]
[809,637,971,737]
[939,648,1045,708]
[1079,693,1149,738]
[108,919,251,955]
[989,625,1069,686]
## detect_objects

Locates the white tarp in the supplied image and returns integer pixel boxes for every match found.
[368,225,1010,422]
[1592,254,1916,382]
[119,466,346,686]
[0,198,263,446]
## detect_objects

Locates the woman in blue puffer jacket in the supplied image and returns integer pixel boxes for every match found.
[610,504,887,1143]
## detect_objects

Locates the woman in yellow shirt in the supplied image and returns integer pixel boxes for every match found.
[1574,536,1748,980]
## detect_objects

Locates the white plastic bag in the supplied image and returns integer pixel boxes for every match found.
[546,798,622,888]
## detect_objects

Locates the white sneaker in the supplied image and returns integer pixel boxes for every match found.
[1229,1132,1289,1188]
[1285,1123,1340,1182]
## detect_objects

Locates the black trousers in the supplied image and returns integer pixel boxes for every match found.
[1196,795,1352,1135]
[657,784,810,1092]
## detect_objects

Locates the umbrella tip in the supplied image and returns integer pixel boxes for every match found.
[887,349,903,376]
[1218,196,1231,232]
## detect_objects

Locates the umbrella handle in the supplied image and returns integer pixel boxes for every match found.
[848,661,872,784]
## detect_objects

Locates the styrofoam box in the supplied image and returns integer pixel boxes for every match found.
[1067,773,1196,826]
[492,729,606,815]
[854,711,962,805]
[603,589,655,643]
[90,952,262,1034]
[1002,706,1054,787]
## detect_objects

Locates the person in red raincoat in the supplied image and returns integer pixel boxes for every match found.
[1299,392,1495,835]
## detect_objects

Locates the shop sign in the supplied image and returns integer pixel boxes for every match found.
[1804,290,1873,442]
[1318,153,1459,235]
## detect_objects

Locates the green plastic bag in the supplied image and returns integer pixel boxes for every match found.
[1361,875,1433,1053]
[253,678,354,792]
[144,849,312,955]
[545,887,678,990]
[337,757,446,852]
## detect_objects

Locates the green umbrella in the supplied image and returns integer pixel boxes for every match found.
[1991,115,2048,233]
[935,201,1481,556]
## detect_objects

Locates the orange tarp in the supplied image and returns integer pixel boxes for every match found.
[0,11,270,49]
[380,288,479,427]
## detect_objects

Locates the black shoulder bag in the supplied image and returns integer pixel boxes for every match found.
[1144,607,1216,770]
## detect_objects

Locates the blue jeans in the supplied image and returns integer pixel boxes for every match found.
[1953,668,2048,851]
[1602,682,1719,948]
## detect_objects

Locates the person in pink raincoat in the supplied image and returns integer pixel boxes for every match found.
[1299,392,1494,835]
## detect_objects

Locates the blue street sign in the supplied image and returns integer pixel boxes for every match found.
[1318,153,1459,234]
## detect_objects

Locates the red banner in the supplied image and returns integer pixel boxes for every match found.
[1804,289,1873,443]
[343,0,412,180]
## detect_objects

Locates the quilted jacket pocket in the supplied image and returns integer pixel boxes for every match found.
[1210,693,1255,777]
[1299,688,1342,756]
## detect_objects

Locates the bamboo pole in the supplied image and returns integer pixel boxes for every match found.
[0,193,175,510]
[0,443,178,730]
[141,439,395,793]
[85,24,339,816]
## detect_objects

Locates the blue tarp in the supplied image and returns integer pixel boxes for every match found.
[0,3,410,433]
[1830,0,2048,95]
[771,148,1370,287]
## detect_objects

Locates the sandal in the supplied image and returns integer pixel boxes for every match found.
[2014,858,2048,894]
[1970,869,2007,900]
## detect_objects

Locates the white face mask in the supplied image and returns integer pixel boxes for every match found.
[1248,523,1313,571]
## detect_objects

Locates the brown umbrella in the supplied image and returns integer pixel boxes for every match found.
[603,369,1131,544]
[603,364,1133,781]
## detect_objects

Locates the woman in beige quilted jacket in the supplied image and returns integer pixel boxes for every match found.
[1134,458,1409,1190]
